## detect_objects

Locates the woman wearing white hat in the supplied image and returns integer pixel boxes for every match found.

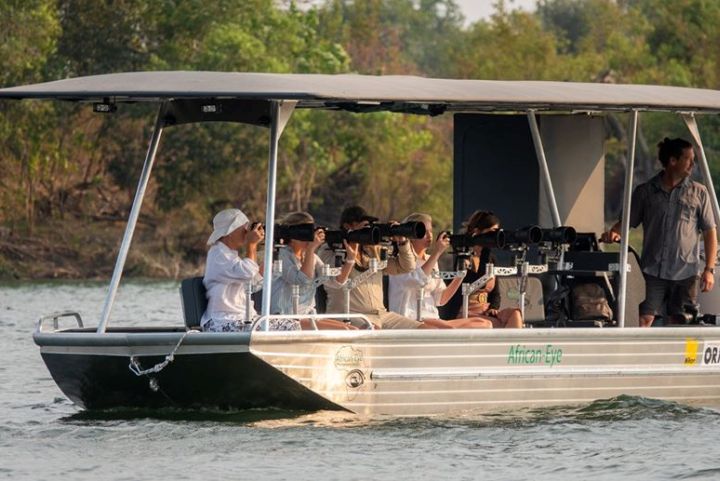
[201,208,266,332]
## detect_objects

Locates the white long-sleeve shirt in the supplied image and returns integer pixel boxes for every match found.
[269,246,345,315]
[201,242,261,327]
[388,255,446,320]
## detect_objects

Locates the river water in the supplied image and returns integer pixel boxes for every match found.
[2,281,720,480]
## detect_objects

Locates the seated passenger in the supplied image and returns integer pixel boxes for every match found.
[201,208,265,332]
[388,213,492,328]
[270,211,357,330]
[446,210,523,329]
[319,205,455,329]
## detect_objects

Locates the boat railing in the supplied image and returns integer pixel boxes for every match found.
[251,313,374,331]
[412,269,467,322]
[36,311,84,332]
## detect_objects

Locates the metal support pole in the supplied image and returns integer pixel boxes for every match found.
[343,288,351,319]
[682,113,720,229]
[260,100,296,330]
[292,284,300,315]
[519,261,529,321]
[461,283,470,320]
[527,110,562,227]
[245,282,254,325]
[618,110,639,328]
[416,286,425,322]
[97,106,165,333]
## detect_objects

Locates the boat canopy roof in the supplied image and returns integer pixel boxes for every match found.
[2,71,720,115]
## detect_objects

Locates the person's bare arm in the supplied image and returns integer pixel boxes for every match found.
[385,241,416,274]
[245,224,264,263]
[300,230,325,279]
[422,233,450,277]
[438,275,463,306]
[335,241,358,285]
[602,186,644,243]
[702,227,717,292]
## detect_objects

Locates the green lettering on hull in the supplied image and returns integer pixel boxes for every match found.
[508,344,563,366]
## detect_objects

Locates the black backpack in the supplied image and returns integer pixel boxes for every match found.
[545,285,571,327]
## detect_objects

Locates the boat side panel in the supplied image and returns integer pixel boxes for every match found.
[250,329,720,416]
[41,351,344,411]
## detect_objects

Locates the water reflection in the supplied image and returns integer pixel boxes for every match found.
[56,395,720,430]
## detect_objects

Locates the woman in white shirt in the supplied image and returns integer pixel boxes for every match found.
[270,211,357,330]
[388,213,492,328]
[201,208,266,332]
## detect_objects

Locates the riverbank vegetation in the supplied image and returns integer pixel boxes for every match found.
[2,0,719,279]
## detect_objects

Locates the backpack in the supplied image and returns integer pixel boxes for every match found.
[571,283,613,321]
[545,285,571,326]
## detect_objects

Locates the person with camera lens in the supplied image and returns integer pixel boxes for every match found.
[446,210,524,328]
[388,213,493,328]
[201,208,266,332]
[269,211,358,330]
[320,205,453,329]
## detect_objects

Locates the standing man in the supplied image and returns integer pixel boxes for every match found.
[602,137,717,327]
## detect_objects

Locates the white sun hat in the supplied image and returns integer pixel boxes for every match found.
[207,208,249,245]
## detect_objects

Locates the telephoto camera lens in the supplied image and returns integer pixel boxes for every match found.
[374,222,426,239]
[504,225,542,245]
[274,223,316,242]
[345,226,381,244]
[449,230,506,250]
[325,226,381,247]
[540,226,577,244]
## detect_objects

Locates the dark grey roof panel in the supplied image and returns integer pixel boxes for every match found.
[2,71,720,112]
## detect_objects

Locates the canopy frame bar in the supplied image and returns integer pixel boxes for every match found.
[97,105,166,333]
[260,100,297,329]
[617,109,639,328]
[527,109,561,227]
[682,113,720,229]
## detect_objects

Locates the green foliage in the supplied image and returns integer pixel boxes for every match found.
[3,0,720,277]
[0,0,59,86]
[51,0,163,78]
[452,7,564,80]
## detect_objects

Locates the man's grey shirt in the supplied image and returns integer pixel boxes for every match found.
[629,172,715,280]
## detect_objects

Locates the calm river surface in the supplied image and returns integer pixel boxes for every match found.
[2,281,720,480]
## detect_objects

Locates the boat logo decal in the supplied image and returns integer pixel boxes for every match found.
[507,344,563,366]
[334,345,363,370]
[684,338,699,365]
[701,341,720,366]
[345,369,365,388]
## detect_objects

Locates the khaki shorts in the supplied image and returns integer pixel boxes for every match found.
[358,311,423,329]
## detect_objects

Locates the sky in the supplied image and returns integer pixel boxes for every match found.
[455,0,537,24]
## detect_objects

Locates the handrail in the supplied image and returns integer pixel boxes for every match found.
[36,311,84,332]
[252,313,374,331]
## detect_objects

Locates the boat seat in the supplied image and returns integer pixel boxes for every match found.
[315,285,328,314]
[382,274,390,310]
[180,276,207,330]
[497,276,545,324]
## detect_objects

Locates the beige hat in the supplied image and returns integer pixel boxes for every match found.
[207,208,249,245]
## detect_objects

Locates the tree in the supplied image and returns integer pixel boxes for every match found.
[0,0,60,228]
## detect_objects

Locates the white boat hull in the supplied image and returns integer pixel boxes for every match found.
[250,327,720,416]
